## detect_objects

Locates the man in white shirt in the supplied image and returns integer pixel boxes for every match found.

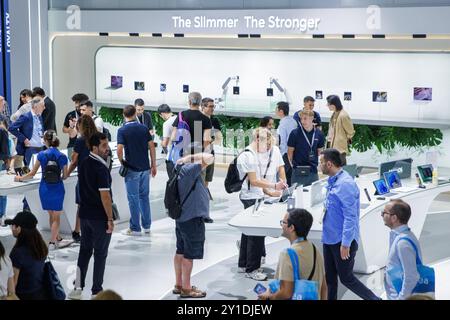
[383,199,423,300]
[158,104,177,178]
[237,127,287,281]
[80,100,104,133]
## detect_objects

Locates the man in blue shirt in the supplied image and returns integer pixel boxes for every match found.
[9,97,45,166]
[383,199,422,300]
[275,101,298,186]
[293,96,322,130]
[172,153,214,299]
[117,105,157,236]
[288,110,325,187]
[319,148,380,300]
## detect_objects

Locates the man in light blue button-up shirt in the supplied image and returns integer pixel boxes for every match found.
[319,149,380,300]
[382,199,421,300]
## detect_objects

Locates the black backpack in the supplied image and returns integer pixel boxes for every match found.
[224,149,252,194]
[43,153,62,184]
[164,164,197,220]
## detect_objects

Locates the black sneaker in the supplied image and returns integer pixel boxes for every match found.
[72,231,81,243]
[203,217,214,224]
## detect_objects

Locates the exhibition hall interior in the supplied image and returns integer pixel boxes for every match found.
[1,0,450,302]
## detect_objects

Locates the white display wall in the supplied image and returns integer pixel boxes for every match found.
[96,47,450,123]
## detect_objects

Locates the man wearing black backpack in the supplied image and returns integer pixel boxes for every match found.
[171,152,213,299]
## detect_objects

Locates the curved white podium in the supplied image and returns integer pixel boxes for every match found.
[229,172,450,274]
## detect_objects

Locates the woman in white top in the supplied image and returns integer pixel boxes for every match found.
[0,240,16,299]
[237,128,287,281]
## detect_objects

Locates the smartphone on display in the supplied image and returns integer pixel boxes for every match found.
[254,283,267,295]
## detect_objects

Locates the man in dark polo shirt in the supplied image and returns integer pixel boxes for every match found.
[117,105,157,237]
[68,132,113,300]
[288,109,325,187]
[293,96,322,130]
[172,152,214,299]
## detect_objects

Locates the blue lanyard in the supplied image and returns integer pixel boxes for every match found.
[300,125,316,151]
[292,237,305,245]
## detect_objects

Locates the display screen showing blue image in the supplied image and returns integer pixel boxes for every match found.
[373,179,389,194]
[414,87,432,101]
[383,171,402,189]
[160,83,167,92]
[373,179,389,195]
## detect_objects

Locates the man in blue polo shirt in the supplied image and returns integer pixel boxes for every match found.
[117,105,157,236]
[293,96,322,130]
[287,109,325,187]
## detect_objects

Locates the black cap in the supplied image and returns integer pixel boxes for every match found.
[5,211,38,229]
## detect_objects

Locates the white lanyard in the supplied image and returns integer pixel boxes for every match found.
[300,125,316,150]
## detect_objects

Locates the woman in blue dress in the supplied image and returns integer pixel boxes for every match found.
[14,130,68,250]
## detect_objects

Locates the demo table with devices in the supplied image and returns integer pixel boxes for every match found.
[229,168,450,274]
[0,143,131,234]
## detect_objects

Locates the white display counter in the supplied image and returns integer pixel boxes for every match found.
[229,171,450,274]
[0,143,132,234]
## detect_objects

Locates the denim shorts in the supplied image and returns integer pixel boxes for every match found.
[176,217,205,260]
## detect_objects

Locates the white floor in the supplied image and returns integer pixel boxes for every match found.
[1,167,450,300]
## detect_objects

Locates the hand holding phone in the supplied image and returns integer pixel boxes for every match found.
[254,283,267,295]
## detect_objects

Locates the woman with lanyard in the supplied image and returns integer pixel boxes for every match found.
[287,109,325,187]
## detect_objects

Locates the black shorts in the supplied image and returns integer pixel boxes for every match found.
[176,217,206,260]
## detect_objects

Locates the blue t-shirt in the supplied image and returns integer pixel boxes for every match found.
[73,137,90,172]
[117,121,152,172]
[287,126,325,173]
[37,148,68,182]
[10,246,45,294]
[293,110,322,127]
[177,163,210,223]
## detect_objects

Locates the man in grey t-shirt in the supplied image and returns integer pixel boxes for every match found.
[172,153,214,299]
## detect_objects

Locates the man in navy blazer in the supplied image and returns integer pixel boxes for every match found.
[9,97,46,166]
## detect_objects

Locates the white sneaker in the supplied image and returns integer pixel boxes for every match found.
[261,256,266,265]
[245,270,267,281]
[123,229,142,237]
[143,229,151,235]
[237,267,246,273]
[68,288,83,300]
[236,240,241,252]
[48,242,58,251]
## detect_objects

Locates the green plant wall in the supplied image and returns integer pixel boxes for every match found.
[99,107,443,154]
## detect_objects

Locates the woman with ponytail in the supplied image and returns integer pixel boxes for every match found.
[14,130,69,250]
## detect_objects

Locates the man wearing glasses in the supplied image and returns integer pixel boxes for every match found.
[200,98,222,224]
[382,199,422,300]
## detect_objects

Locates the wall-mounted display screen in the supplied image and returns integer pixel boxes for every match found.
[183,85,189,93]
[315,91,323,100]
[267,88,273,97]
[373,91,387,102]
[344,92,352,101]
[134,81,145,91]
[414,87,432,101]
[160,84,167,92]
[106,76,123,90]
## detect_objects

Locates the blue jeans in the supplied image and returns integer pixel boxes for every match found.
[124,169,151,232]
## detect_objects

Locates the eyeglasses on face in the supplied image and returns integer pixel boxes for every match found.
[279,220,289,226]
[381,211,395,217]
